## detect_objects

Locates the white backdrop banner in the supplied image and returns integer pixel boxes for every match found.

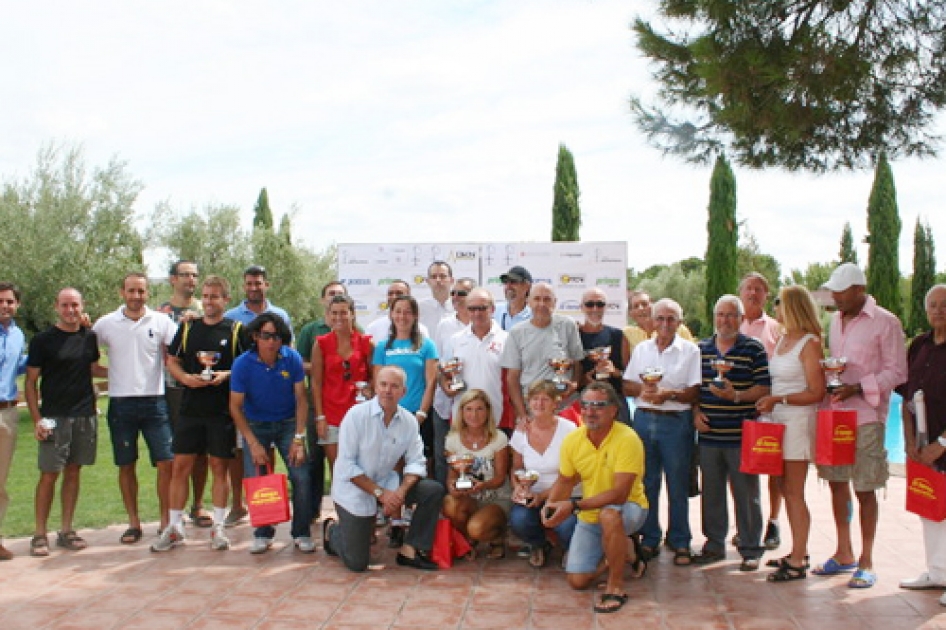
[339,242,627,329]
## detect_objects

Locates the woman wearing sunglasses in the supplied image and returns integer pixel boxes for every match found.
[311,294,374,472]
[578,288,631,425]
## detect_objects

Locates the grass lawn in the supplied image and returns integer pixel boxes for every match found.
[3,400,320,539]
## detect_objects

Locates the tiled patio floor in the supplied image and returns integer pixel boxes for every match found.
[2,471,944,629]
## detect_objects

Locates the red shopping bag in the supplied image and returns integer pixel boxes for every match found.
[815,409,857,466]
[430,518,473,569]
[740,420,785,476]
[243,465,291,527]
[906,460,946,522]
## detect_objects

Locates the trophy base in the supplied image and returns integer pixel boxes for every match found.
[201,373,214,382]
[594,373,609,381]
[553,382,568,392]
[826,384,840,394]
[712,378,726,389]
[455,479,474,491]
[449,384,467,393]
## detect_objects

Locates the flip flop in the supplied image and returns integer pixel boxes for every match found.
[848,568,877,589]
[120,527,143,545]
[594,593,628,614]
[189,506,213,528]
[811,557,858,575]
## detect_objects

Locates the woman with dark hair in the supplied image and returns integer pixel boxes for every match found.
[312,295,373,471]
[230,312,314,554]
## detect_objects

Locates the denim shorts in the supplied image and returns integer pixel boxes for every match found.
[107,396,173,466]
[566,502,648,574]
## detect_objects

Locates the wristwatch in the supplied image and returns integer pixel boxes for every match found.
[571,498,581,514]
[937,436,946,449]
[373,487,384,500]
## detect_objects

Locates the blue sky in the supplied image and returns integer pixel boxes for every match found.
[2,1,942,277]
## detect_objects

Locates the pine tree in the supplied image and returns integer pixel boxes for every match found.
[839,222,858,264]
[704,155,738,322]
[551,144,581,241]
[253,187,274,231]
[865,153,902,320]
[908,218,936,336]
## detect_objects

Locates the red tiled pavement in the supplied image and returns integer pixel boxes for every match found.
[2,470,945,629]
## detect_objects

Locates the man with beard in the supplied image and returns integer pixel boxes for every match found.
[493,266,533,331]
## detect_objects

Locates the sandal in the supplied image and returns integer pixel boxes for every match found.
[767,558,807,582]
[766,554,810,569]
[188,506,213,528]
[811,557,857,575]
[120,527,143,545]
[30,535,50,557]
[673,548,692,566]
[629,535,647,578]
[56,530,87,551]
[487,542,506,560]
[529,543,550,568]
[594,592,628,614]
[640,545,659,562]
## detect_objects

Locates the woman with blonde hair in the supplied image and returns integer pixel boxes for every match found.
[756,285,826,582]
[443,388,511,559]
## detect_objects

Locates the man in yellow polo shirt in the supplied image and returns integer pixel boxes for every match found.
[543,381,648,614]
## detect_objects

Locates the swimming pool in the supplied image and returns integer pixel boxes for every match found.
[886,392,905,464]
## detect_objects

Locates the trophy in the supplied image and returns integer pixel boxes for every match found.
[448,454,476,490]
[354,380,369,403]
[640,366,664,393]
[710,358,734,388]
[820,357,847,393]
[442,357,466,393]
[548,356,573,392]
[38,418,56,441]
[513,469,541,505]
[196,351,221,381]
[587,346,612,380]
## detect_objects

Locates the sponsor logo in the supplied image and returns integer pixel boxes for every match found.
[607,302,621,311]
[559,252,583,258]
[378,278,398,286]
[413,275,425,285]
[832,425,856,444]
[535,277,553,284]
[454,250,477,260]
[559,274,585,286]
[752,436,782,455]
[343,278,371,286]
[560,300,581,311]
[487,276,503,285]
[597,277,621,287]
[909,477,938,501]
[250,488,283,506]
[354,301,369,312]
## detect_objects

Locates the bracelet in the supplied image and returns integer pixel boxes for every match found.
[571,497,581,514]
[316,415,326,421]
[416,410,428,419]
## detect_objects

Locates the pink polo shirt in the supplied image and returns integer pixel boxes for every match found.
[827,295,907,425]
[740,312,781,358]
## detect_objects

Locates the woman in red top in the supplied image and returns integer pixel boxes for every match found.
[311,295,374,469]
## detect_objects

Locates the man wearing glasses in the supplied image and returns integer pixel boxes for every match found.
[493,265,533,331]
[418,261,455,334]
[542,382,648,614]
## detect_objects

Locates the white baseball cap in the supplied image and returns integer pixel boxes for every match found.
[822,263,867,292]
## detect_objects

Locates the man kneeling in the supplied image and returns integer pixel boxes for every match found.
[325,366,445,571]
[543,382,648,614]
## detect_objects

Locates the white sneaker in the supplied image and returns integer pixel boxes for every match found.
[939,591,946,607]
[210,524,230,551]
[150,525,184,552]
[294,536,316,553]
[900,572,946,590]
[249,537,273,554]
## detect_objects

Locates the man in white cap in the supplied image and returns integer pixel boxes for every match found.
[813,263,906,589]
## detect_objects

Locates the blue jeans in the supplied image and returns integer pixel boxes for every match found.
[509,503,577,549]
[243,419,313,539]
[635,408,694,550]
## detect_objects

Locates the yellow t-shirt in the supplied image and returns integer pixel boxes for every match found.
[559,422,648,523]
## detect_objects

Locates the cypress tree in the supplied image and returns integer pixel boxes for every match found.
[839,222,858,264]
[551,144,581,241]
[908,218,936,335]
[865,153,902,319]
[704,155,738,322]
[253,187,274,231]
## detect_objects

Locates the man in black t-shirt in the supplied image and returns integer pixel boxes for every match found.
[25,288,101,556]
[153,276,249,552]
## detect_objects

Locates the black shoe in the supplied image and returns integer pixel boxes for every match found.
[323,518,338,556]
[763,522,780,550]
[388,526,405,549]
[396,551,439,571]
[692,549,726,565]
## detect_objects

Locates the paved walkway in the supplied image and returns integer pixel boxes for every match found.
[1,471,944,630]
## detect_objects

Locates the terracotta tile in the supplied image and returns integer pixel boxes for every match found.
[531,608,595,629]
[597,612,663,629]
[728,612,801,629]
[46,609,133,629]
[662,612,732,629]
[2,606,72,630]
[461,607,529,628]
[189,613,262,630]
[121,611,199,629]
[285,580,355,601]
[531,588,595,609]
[206,594,277,618]
[266,597,339,622]
[395,600,466,626]
[331,600,404,625]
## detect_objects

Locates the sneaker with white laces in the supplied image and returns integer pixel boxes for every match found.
[900,572,946,590]
[210,524,230,551]
[150,525,184,552]
[294,536,316,553]
[249,536,274,554]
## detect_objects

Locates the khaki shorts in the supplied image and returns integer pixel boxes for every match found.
[817,422,888,492]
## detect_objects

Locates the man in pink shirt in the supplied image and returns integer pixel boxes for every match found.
[738,272,783,550]
[814,263,907,589]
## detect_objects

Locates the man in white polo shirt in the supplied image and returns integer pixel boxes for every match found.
[93,272,178,545]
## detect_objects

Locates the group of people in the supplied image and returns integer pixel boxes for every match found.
[1,256,945,613]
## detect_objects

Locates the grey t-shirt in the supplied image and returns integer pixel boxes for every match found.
[499,314,584,395]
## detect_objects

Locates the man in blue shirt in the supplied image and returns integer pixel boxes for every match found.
[325,365,445,572]
[224,265,293,335]
[493,266,533,331]
[0,281,27,560]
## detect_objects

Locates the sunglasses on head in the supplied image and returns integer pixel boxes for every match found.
[450,290,469,297]
[579,400,611,408]
[584,300,606,309]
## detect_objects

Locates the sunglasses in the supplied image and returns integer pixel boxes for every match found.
[583,301,606,309]
[342,360,351,381]
[467,305,489,312]
[450,290,469,297]
[257,331,281,341]
[579,400,611,408]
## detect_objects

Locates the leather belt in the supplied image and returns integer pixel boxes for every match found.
[0,400,17,409]
[639,407,685,416]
